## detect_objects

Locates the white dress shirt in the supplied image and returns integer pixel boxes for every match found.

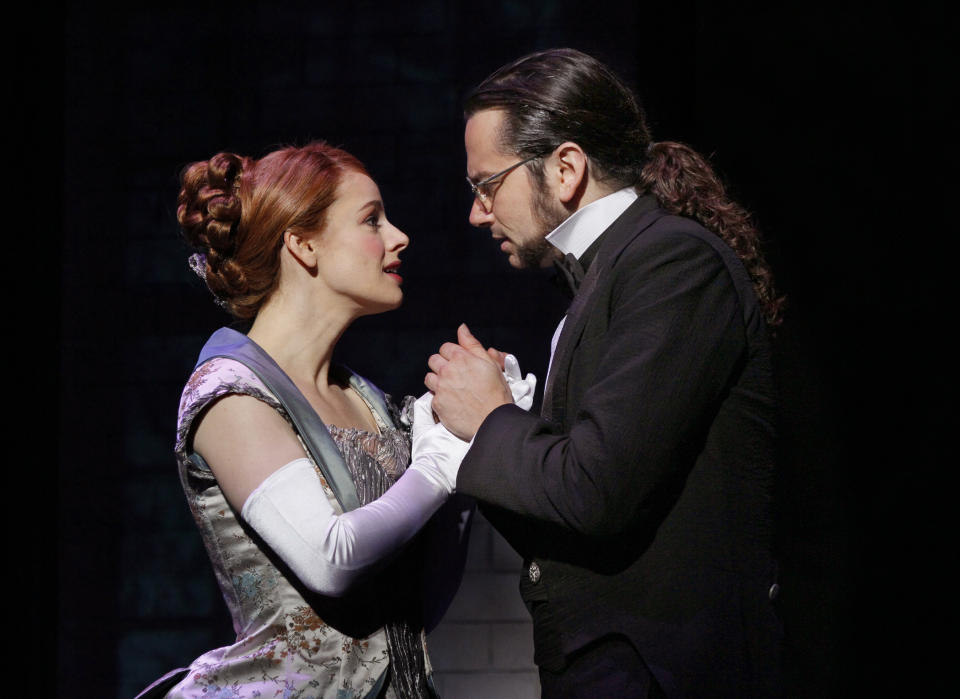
[544,187,638,385]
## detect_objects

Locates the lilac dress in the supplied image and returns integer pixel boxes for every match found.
[166,357,436,699]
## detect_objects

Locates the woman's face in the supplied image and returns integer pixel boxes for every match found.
[314,170,409,315]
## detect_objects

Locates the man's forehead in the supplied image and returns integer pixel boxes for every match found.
[465,108,512,178]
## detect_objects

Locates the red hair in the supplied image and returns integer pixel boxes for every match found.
[177,142,368,319]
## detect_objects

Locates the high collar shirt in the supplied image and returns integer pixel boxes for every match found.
[545,186,638,260]
[545,187,639,384]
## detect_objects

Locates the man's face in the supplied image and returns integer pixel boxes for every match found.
[464,109,563,268]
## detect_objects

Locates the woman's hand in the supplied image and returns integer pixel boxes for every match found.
[409,392,472,493]
[502,353,537,411]
[480,345,537,411]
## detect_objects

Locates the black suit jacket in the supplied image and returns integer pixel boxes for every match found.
[457,195,781,696]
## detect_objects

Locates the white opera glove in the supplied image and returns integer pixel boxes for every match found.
[409,391,472,494]
[503,353,537,411]
[242,457,454,597]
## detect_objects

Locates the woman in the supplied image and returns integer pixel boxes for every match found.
[140,142,533,699]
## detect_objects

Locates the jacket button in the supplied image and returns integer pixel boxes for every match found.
[768,583,780,600]
[528,561,541,584]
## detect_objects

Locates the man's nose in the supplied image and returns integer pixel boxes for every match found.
[469,197,493,228]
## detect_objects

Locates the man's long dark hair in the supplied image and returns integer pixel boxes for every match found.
[465,48,784,328]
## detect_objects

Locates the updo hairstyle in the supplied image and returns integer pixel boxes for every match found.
[177,142,368,319]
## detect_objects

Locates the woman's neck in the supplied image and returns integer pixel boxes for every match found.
[247,288,356,395]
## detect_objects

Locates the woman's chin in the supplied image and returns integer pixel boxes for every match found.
[357,293,403,317]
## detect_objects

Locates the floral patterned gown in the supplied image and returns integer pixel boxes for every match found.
[165,357,435,699]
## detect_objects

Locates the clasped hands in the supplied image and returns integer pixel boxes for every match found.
[424,324,536,441]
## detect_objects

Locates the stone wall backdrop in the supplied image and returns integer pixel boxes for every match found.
[55,2,945,697]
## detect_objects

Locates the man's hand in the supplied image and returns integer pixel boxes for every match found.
[424,324,514,441]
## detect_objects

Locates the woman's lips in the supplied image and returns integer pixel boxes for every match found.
[384,263,402,284]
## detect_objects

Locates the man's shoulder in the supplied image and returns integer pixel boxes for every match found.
[609,213,722,266]
[608,213,762,330]
[637,211,721,247]
[592,196,719,264]
[614,212,745,275]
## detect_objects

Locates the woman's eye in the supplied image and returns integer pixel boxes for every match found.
[365,215,381,228]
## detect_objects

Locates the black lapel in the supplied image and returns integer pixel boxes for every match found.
[542,195,664,424]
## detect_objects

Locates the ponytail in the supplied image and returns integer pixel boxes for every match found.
[640,142,785,328]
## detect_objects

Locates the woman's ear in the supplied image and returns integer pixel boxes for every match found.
[283,229,319,270]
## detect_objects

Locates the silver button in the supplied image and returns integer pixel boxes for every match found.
[768,583,780,600]
[528,561,541,584]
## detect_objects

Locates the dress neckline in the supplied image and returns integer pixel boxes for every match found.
[325,376,385,436]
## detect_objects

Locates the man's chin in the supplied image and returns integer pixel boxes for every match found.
[497,234,557,269]
[498,242,529,269]
[506,253,527,269]
[514,239,559,269]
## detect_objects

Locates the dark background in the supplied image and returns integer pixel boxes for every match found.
[42,1,947,696]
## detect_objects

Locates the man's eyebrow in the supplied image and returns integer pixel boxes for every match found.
[467,170,493,183]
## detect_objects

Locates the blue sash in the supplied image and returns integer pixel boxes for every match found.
[190,326,394,513]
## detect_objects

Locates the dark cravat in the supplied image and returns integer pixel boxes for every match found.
[552,252,586,299]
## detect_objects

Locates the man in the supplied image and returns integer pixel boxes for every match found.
[425,49,783,697]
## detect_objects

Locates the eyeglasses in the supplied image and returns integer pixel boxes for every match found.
[466,154,540,210]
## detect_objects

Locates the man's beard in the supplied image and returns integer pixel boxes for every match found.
[513,235,559,268]
[513,178,567,268]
